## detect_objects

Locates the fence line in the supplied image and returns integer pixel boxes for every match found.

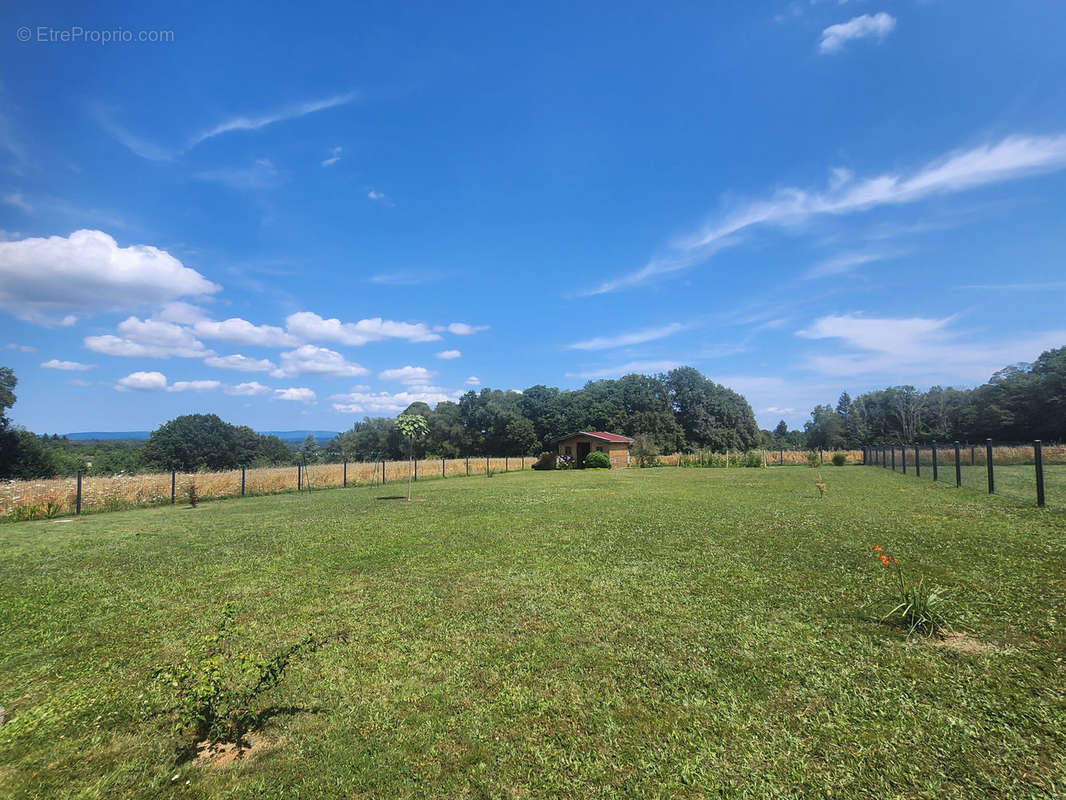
[863,440,1064,508]
[1,455,532,520]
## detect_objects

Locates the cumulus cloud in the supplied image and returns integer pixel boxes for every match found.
[224,381,272,396]
[204,354,277,372]
[435,349,462,359]
[84,316,213,359]
[274,387,317,403]
[0,230,220,323]
[819,13,896,54]
[272,345,369,378]
[285,311,441,346]
[378,365,437,385]
[41,359,95,371]
[330,386,461,414]
[194,317,298,347]
[464,376,481,385]
[115,370,167,391]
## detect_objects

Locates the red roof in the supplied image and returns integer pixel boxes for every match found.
[552,431,634,444]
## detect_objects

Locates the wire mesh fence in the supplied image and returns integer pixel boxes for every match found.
[863,440,1063,508]
[1,455,533,520]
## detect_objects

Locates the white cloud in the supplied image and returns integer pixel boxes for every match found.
[272,345,369,378]
[116,370,167,391]
[285,311,441,346]
[819,13,896,54]
[274,387,317,403]
[4,343,36,352]
[167,380,220,393]
[2,192,31,212]
[194,159,281,191]
[804,251,891,279]
[565,360,681,379]
[321,146,343,167]
[204,354,277,372]
[797,313,1066,381]
[367,189,393,205]
[84,316,213,359]
[378,365,437,385]
[568,322,687,350]
[435,349,462,359]
[225,381,272,396]
[583,133,1066,295]
[464,376,481,385]
[190,92,356,147]
[763,406,797,416]
[194,317,298,347]
[434,322,488,336]
[155,301,208,325]
[0,230,220,323]
[330,386,461,414]
[41,359,95,371]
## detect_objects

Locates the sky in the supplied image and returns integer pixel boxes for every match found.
[2,1,1066,434]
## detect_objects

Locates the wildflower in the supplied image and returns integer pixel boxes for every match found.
[872,545,883,552]
[880,555,891,566]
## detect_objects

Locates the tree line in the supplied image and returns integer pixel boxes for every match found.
[801,346,1066,448]
[4,347,1065,479]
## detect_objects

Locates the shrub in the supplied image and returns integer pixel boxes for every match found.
[831,452,847,467]
[556,454,575,470]
[185,480,199,507]
[584,451,611,469]
[531,452,557,470]
[154,604,340,747]
[631,434,660,468]
[806,451,820,468]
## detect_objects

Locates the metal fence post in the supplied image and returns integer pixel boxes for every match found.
[505,456,509,472]
[485,456,490,474]
[382,459,386,485]
[914,445,920,478]
[442,457,446,478]
[818,448,823,465]
[902,445,907,475]
[779,447,783,466]
[954,442,962,488]
[971,444,976,466]
[891,446,895,471]
[241,467,246,496]
[343,459,347,487]
[1035,440,1045,508]
[986,439,994,494]
[466,456,470,476]
[932,442,938,482]
[297,462,302,492]
[171,470,176,504]
[76,470,82,515]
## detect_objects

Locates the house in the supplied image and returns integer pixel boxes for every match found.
[552,431,634,468]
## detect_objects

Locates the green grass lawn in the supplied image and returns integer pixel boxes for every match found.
[1,467,1064,798]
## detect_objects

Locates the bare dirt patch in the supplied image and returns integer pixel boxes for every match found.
[192,732,282,769]
[934,632,996,655]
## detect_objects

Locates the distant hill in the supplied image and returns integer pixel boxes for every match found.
[65,430,340,442]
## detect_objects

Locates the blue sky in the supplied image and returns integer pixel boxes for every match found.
[2,1,1066,433]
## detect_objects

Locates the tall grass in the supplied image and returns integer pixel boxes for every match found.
[1,456,534,519]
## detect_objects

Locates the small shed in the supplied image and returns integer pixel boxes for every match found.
[552,431,633,468]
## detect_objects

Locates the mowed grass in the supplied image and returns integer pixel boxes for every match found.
[1,467,1064,799]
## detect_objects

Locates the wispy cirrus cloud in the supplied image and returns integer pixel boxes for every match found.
[582,133,1066,295]
[565,359,680,379]
[41,359,95,371]
[190,92,356,147]
[804,251,894,280]
[568,322,687,350]
[819,13,896,55]
[797,313,1066,382]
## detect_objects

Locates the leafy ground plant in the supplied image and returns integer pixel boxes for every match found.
[155,604,335,750]
[872,545,950,636]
